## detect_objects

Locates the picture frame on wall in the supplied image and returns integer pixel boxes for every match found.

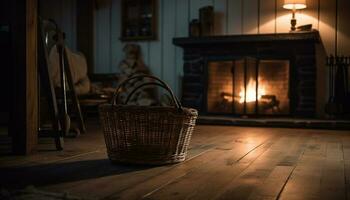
[120,0,157,41]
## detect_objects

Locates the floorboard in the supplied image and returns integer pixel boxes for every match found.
[0,122,349,200]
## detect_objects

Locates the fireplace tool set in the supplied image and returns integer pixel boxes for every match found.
[37,19,86,150]
[325,55,350,117]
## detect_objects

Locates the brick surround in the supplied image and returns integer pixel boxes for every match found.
[173,31,322,117]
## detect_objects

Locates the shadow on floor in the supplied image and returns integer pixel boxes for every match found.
[0,158,156,189]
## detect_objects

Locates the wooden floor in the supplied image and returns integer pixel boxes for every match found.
[1,121,350,200]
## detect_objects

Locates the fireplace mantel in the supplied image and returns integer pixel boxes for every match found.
[173,31,325,118]
[173,31,321,48]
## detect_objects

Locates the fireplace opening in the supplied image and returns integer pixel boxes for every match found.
[207,58,290,116]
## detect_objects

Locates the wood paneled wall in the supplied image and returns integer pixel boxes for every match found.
[94,0,350,97]
[37,0,350,97]
[38,0,77,50]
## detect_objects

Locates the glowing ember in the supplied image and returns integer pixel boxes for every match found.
[239,78,266,103]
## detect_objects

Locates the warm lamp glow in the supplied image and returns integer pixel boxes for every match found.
[283,0,307,10]
[283,0,307,31]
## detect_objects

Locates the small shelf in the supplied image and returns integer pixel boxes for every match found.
[120,0,157,41]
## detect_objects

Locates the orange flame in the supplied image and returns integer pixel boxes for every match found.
[239,78,266,103]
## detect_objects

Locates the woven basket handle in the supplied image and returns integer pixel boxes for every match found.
[111,75,182,109]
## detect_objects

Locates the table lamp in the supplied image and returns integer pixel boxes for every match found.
[283,0,307,31]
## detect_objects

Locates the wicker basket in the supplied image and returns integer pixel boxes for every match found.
[99,75,198,165]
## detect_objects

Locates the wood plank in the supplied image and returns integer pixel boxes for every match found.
[214,0,228,35]
[111,0,122,73]
[276,0,290,33]
[10,0,38,154]
[149,0,163,78]
[342,135,350,161]
[44,127,273,199]
[213,134,308,200]
[114,145,266,200]
[38,0,62,34]
[337,0,350,55]
[300,0,319,31]
[175,0,189,96]
[341,134,350,199]
[61,0,77,50]
[3,126,350,199]
[248,166,294,200]
[162,0,176,92]
[278,134,346,200]
[38,0,77,50]
[76,0,95,73]
[1,150,107,187]
[319,0,336,55]
[125,133,276,200]
[278,156,324,199]
[319,142,346,200]
[243,0,258,34]
[138,42,150,67]
[189,0,200,20]
[94,2,111,73]
[344,160,350,200]
[250,134,325,199]
[1,121,105,167]
[344,160,350,199]
[302,134,327,157]
[26,0,38,154]
[227,0,243,34]
[259,0,276,33]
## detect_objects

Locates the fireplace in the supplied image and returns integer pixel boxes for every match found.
[174,31,324,118]
[207,59,290,116]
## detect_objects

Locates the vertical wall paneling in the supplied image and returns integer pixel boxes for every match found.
[94,2,111,73]
[77,0,95,73]
[92,0,350,98]
[162,0,176,93]
[276,0,290,33]
[214,0,228,35]
[227,0,243,34]
[319,0,336,55]
[61,0,77,50]
[337,0,350,55]
[337,0,350,90]
[38,0,77,49]
[111,0,121,73]
[243,0,259,34]
[175,0,189,96]
[108,2,113,73]
[301,0,319,30]
[189,0,199,20]
[259,0,276,33]
[138,42,150,67]
[190,0,213,20]
[38,0,62,29]
[149,0,163,78]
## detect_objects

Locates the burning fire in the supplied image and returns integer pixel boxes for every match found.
[239,78,266,103]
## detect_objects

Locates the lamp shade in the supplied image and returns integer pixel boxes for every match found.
[283,0,307,10]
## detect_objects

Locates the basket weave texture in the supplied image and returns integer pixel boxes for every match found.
[99,75,198,165]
